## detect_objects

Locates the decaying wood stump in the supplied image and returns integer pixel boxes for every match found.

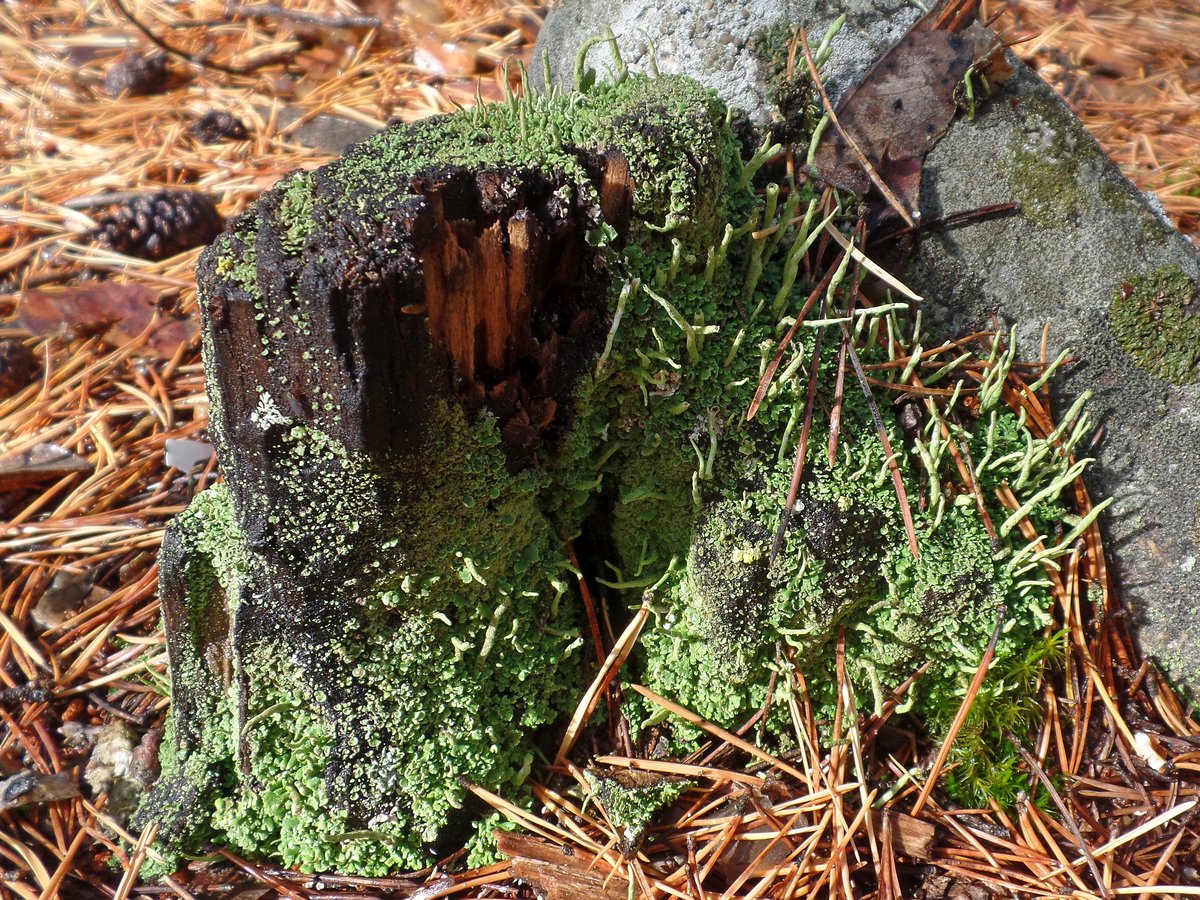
[140,74,733,874]
[141,49,1088,875]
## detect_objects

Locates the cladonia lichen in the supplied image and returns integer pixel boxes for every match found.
[584,771,692,852]
[146,58,1094,874]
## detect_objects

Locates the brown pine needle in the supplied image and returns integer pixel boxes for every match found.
[556,593,651,764]
[629,684,811,785]
[840,322,922,559]
[827,335,849,466]
[770,301,828,561]
[1008,733,1112,898]
[746,247,844,421]
[826,218,864,468]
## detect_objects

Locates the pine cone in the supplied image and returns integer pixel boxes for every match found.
[103,51,171,97]
[0,338,38,399]
[87,191,224,261]
[189,110,249,144]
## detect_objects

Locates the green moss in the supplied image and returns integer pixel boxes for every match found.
[328,73,728,236]
[1097,173,1140,217]
[1008,93,1105,229]
[748,24,822,143]
[1110,264,1200,384]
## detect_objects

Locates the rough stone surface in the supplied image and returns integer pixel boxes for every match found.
[533,0,921,117]
[535,0,1200,692]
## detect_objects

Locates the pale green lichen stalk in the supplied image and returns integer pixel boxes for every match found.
[147,54,1095,874]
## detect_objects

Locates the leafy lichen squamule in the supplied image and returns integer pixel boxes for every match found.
[1110,264,1200,385]
[146,62,1091,874]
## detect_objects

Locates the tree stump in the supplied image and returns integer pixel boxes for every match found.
[142,49,1085,874]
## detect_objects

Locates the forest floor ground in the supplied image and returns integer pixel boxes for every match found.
[1,1,1198,897]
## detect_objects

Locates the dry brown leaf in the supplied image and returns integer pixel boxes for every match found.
[31,571,105,632]
[19,282,196,359]
[812,0,1008,217]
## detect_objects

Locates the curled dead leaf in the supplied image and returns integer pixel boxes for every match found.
[811,0,1011,220]
[18,282,196,359]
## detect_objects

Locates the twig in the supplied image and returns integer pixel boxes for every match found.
[1008,732,1112,899]
[746,246,845,421]
[224,4,382,29]
[216,849,310,900]
[839,322,921,559]
[109,0,298,76]
[770,294,829,561]
[827,215,865,467]
[868,202,1021,246]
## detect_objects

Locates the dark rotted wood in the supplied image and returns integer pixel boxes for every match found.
[599,150,634,241]
[201,164,613,599]
[150,155,627,843]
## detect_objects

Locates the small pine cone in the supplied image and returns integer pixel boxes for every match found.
[88,191,224,261]
[188,110,250,144]
[0,338,39,399]
[103,51,171,97]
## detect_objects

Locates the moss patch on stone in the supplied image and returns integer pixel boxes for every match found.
[1110,264,1200,384]
[1009,93,1092,229]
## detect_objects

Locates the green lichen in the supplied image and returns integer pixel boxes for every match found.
[278,171,317,254]
[173,483,248,612]
[1110,264,1200,384]
[748,23,823,144]
[153,63,1087,875]
[1010,133,1086,229]
[328,72,728,235]
[585,771,692,852]
[1008,92,1113,229]
[152,400,586,875]
[1097,172,1141,217]
[211,215,259,295]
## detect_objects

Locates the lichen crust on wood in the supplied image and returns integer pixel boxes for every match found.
[142,64,1092,875]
